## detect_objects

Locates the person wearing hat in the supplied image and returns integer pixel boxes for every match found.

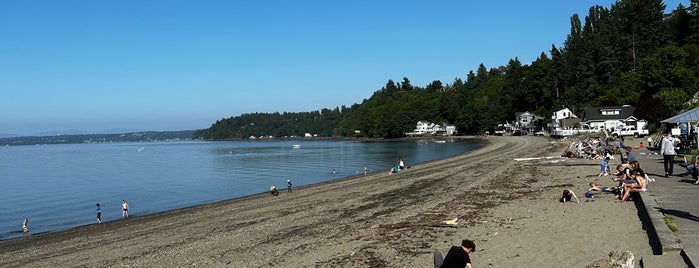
[286,179,292,193]
[270,185,279,196]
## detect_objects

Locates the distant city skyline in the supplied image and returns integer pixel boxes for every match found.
[1,0,689,136]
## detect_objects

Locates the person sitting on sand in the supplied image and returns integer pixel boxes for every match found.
[620,172,648,202]
[434,239,476,268]
[270,185,279,196]
[559,189,580,203]
[389,165,399,175]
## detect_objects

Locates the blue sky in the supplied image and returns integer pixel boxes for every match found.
[1,0,689,136]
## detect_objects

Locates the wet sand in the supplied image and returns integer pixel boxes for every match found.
[0,136,654,267]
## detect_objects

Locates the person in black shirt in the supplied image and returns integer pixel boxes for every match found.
[435,239,475,268]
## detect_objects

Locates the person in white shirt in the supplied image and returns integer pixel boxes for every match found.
[660,132,677,177]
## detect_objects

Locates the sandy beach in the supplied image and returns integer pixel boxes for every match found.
[0,136,657,267]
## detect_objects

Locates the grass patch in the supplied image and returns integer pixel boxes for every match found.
[664,216,679,232]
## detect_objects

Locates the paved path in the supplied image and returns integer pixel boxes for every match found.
[633,148,699,267]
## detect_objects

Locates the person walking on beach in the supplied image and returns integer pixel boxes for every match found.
[286,179,292,193]
[363,164,368,176]
[122,200,129,218]
[661,132,677,177]
[434,239,476,268]
[96,203,102,224]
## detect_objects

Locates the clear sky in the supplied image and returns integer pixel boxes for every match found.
[0,0,689,136]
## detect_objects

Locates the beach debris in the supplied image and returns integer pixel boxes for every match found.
[443,218,458,225]
[587,250,634,268]
[561,137,618,160]
[514,156,562,162]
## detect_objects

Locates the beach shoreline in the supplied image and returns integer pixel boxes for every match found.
[0,136,658,267]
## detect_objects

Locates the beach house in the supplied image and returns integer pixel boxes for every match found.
[551,108,581,129]
[582,105,646,131]
[406,121,457,136]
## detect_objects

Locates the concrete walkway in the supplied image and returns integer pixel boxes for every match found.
[633,148,699,267]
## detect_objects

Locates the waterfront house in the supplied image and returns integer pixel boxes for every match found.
[582,105,647,131]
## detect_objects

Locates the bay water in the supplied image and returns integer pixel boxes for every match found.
[0,139,484,240]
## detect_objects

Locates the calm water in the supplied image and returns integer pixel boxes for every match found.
[0,139,483,240]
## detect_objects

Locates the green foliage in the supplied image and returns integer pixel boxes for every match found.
[203,0,699,139]
[203,108,348,140]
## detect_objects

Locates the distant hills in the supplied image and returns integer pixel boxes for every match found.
[0,130,202,146]
[0,128,143,138]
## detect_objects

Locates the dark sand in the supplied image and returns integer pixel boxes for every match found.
[0,136,655,267]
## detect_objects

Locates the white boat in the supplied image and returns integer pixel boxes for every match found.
[292,144,301,149]
[434,140,446,143]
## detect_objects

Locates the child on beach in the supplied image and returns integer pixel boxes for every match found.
[96,203,102,224]
[270,185,279,196]
[588,182,618,194]
[287,179,292,193]
[598,157,610,177]
[559,189,580,203]
[22,218,28,233]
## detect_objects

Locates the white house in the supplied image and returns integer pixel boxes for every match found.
[551,108,580,129]
[445,125,457,136]
[583,105,646,131]
[406,121,456,136]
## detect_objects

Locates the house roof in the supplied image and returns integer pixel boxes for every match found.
[583,106,636,122]
[662,107,699,123]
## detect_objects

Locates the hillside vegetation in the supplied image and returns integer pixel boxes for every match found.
[205,0,699,139]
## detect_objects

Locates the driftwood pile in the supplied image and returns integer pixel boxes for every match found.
[560,137,619,160]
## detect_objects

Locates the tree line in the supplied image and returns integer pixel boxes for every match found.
[204,0,699,139]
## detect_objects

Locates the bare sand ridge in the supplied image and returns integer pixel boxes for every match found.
[0,136,656,267]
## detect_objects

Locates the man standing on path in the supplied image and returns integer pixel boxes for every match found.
[661,132,677,177]
[122,200,129,218]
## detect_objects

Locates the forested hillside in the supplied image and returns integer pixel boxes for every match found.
[203,108,348,140]
[205,0,699,139]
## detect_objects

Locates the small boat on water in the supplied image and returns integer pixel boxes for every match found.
[292,144,301,149]
[434,140,446,143]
